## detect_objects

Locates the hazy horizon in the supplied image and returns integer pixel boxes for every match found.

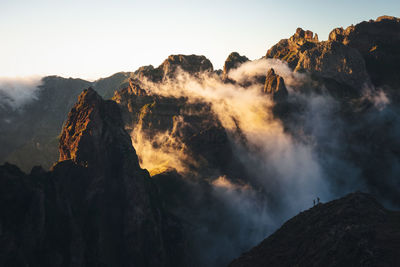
[1,0,399,80]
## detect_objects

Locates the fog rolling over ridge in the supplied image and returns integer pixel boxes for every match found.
[135,58,333,210]
[0,76,43,110]
[115,17,400,264]
[124,59,335,265]
[1,15,400,267]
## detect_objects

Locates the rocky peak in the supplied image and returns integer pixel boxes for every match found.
[161,54,213,79]
[131,55,214,83]
[267,27,370,90]
[292,28,319,44]
[328,15,400,87]
[133,65,163,83]
[376,15,400,22]
[0,87,186,267]
[264,68,288,102]
[223,52,249,79]
[59,87,140,169]
[328,27,347,43]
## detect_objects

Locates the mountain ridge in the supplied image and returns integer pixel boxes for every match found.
[228,192,400,267]
[1,15,400,267]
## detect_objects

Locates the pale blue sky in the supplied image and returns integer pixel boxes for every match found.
[1,0,399,79]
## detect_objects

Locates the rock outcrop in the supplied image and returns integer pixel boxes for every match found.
[0,74,133,172]
[223,52,249,79]
[0,88,185,267]
[133,55,213,83]
[263,68,288,102]
[161,54,213,78]
[2,15,400,267]
[229,192,400,267]
[329,15,400,88]
[266,27,370,90]
[113,81,241,177]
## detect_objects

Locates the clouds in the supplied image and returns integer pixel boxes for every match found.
[228,58,310,89]
[0,76,42,110]
[123,57,398,265]
[134,59,335,220]
[130,115,194,175]
[361,86,390,111]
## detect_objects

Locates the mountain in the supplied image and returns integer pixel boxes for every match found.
[328,16,400,89]
[0,88,185,267]
[265,17,400,206]
[1,15,400,267]
[223,52,249,80]
[228,192,400,267]
[0,73,133,172]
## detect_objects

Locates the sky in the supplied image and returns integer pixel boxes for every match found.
[1,0,399,80]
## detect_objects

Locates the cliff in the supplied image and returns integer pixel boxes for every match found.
[329,16,400,89]
[266,28,370,91]
[0,88,185,267]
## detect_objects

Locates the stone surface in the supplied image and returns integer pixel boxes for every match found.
[223,52,249,80]
[0,74,133,172]
[266,27,371,90]
[263,68,288,102]
[328,16,400,88]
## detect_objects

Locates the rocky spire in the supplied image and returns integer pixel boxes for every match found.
[264,68,288,102]
[59,87,140,169]
[56,88,181,266]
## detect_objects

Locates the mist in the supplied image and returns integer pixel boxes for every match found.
[138,59,336,207]
[0,56,396,266]
[122,58,370,265]
[0,76,43,110]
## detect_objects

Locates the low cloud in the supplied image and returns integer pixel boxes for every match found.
[0,76,43,110]
[361,86,390,110]
[133,60,336,236]
[228,58,310,88]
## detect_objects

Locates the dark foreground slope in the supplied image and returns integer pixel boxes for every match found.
[0,88,184,267]
[229,192,400,267]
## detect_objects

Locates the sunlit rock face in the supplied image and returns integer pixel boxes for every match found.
[263,68,288,102]
[0,88,185,267]
[161,54,213,78]
[113,77,240,178]
[229,192,400,267]
[266,27,371,91]
[2,16,400,267]
[0,74,133,172]
[329,16,400,90]
[113,54,241,177]
[132,54,214,83]
[223,52,249,80]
